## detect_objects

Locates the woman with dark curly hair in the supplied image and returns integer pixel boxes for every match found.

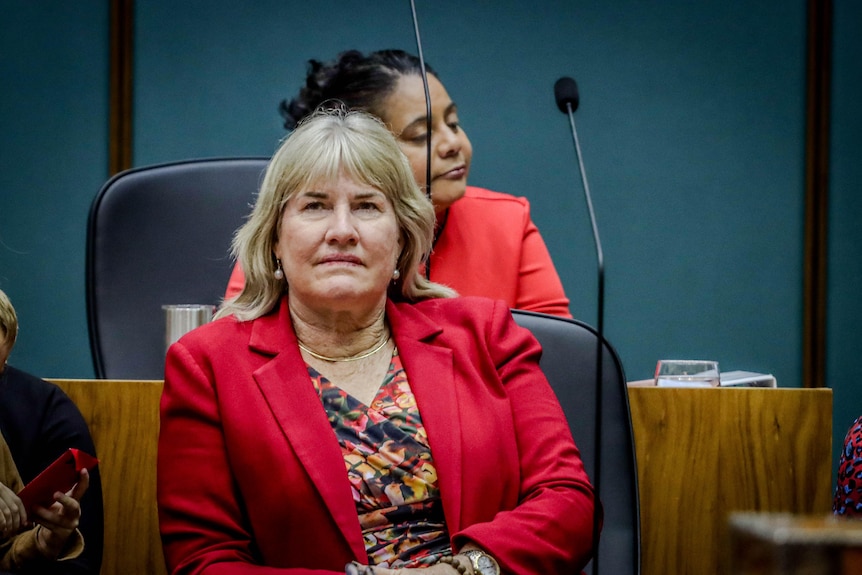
[225,49,571,318]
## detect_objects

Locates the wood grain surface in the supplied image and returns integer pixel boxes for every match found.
[628,387,833,575]
[52,379,166,575]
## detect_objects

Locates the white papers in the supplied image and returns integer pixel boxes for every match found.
[719,370,777,388]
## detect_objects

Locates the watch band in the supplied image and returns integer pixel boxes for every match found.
[463,549,500,575]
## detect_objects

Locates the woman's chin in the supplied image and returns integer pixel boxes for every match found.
[297,280,388,311]
[431,184,467,213]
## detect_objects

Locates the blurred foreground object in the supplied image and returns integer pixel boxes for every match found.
[729,512,862,575]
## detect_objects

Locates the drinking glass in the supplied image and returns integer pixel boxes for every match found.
[654,359,720,388]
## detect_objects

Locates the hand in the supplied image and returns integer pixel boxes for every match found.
[32,468,89,558]
[345,561,464,575]
[0,482,27,537]
[373,567,461,575]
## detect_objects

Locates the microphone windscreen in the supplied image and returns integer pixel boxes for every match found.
[554,76,580,113]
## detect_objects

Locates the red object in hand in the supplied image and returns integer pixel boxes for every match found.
[17,448,99,514]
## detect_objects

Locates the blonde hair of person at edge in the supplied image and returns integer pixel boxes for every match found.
[0,289,98,572]
[157,108,598,575]
[224,48,571,318]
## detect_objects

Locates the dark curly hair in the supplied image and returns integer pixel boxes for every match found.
[278,49,438,131]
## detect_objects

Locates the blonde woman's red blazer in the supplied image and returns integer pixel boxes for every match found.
[157,295,595,575]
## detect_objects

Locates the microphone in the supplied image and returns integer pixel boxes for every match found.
[409,0,433,201]
[409,0,435,280]
[554,76,580,114]
[554,75,606,575]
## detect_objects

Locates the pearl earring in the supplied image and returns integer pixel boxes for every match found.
[392,269,401,280]
[274,259,284,280]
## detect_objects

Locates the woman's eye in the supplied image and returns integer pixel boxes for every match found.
[302,201,325,211]
[447,121,460,133]
[408,133,429,144]
[356,201,381,211]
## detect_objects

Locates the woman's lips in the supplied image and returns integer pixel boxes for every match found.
[438,165,467,180]
[319,254,362,265]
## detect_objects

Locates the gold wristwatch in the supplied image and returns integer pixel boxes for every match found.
[463,549,500,575]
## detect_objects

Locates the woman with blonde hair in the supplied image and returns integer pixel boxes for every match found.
[158,109,596,575]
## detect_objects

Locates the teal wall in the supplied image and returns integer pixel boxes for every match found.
[130,0,807,387]
[1,2,857,470]
[0,1,109,376]
[828,1,862,468]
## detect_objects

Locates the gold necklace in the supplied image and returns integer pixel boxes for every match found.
[297,334,391,363]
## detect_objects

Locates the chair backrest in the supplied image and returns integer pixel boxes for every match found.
[86,158,269,379]
[511,309,641,575]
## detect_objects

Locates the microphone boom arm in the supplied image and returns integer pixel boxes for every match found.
[564,99,606,575]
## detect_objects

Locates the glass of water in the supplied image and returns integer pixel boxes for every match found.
[654,360,720,387]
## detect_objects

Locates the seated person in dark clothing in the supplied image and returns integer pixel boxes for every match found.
[0,288,103,574]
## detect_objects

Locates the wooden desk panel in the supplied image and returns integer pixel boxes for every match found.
[628,387,833,575]
[49,380,833,575]
[52,379,166,575]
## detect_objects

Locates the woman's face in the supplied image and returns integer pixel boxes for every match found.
[382,74,473,214]
[274,172,402,315]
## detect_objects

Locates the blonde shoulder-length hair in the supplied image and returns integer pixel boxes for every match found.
[0,289,18,349]
[218,108,455,321]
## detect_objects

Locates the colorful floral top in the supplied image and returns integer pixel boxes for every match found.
[310,349,452,567]
[833,415,862,517]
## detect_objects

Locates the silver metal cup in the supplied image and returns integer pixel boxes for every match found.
[162,304,216,351]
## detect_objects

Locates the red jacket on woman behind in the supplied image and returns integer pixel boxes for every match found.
[157,296,595,575]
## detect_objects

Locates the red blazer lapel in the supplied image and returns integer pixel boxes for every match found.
[248,299,367,560]
[387,301,464,533]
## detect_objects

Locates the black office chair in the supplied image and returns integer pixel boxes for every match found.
[511,309,641,575]
[86,157,269,379]
[86,158,640,574]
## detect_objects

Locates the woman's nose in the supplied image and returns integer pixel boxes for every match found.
[325,207,358,243]
[435,126,461,158]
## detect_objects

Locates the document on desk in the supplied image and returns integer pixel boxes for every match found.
[719,370,777,387]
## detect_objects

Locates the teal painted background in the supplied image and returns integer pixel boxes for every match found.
[1,1,109,376]
[1,2,858,475]
[828,0,862,469]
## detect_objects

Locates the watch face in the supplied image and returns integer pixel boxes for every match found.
[477,556,496,574]
[468,551,499,575]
